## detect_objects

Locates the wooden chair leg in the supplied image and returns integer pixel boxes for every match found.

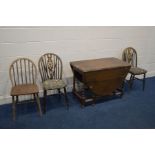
[131,75,134,89]
[119,81,125,97]
[12,96,16,121]
[43,90,47,114]
[57,89,61,94]
[57,89,61,100]
[129,74,132,89]
[130,75,135,89]
[63,87,69,108]
[34,93,42,116]
[143,73,146,91]
[16,96,18,103]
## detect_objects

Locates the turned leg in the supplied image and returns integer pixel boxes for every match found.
[43,90,47,113]
[64,87,69,109]
[73,74,76,92]
[34,93,42,116]
[57,89,61,100]
[12,96,16,121]
[129,74,135,89]
[57,89,61,94]
[143,73,146,91]
[119,81,125,97]
[129,74,132,89]
[16,96,19,103]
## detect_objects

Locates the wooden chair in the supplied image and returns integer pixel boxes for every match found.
[122,47,147,90]
[9,58,42,120]
[38,53,68,113]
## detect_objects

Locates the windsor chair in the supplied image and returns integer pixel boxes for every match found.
[122,47,147,90]
[9,58,42,120]
[38,53,68,113]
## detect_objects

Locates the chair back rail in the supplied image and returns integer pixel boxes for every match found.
[122,47,137,67]
[38,53,63,82]
[9,58,37,86]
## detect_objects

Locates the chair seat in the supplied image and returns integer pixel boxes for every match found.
[129,67,147,75]
[11,84,39,96]
[43,79,66,90]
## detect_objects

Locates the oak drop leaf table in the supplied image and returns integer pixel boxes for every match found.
[70,57,131,106]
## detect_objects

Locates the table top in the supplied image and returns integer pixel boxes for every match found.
[70,57,131,72]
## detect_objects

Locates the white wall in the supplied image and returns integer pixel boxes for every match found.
[0,26,155,104]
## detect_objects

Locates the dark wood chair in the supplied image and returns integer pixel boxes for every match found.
[9,58,42,120]
[38,53,68,113]
[122,47,147,90]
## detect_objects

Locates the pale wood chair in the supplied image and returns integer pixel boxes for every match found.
[38,53,68,113]
[9,58,42,120]
[122,47,147,90]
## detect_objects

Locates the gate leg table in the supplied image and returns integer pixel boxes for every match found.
[70,57,131,106]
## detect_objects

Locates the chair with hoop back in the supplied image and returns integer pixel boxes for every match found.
[38,53,68,113]
[9,58,42,120]
[122,47,147,90]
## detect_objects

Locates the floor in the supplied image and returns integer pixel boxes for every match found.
[0,77,155,129]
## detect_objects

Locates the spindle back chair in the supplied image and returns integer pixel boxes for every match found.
[9,58,42,120]
[10,58,37,86]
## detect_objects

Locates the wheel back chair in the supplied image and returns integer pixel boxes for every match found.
[9,58,42,120]
[122,47,147,90]
[38,53,69,113]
